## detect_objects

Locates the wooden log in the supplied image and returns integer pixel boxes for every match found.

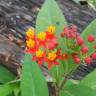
[0,34,23,74]
[0,0,95,79]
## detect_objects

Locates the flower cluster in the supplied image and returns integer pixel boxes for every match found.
[61,25,96,65]
[26,25,96,69]
[26,26,62,69]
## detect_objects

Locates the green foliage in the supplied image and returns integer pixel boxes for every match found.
[0,83,19,96]
[0,65,15,84]
[36,0,67,50]
[21,54,49,96]
[36,0,67,34]
[80,69,96,90]
[60,84,96,96]
[0,0,96,96]
[59,69,96,96]
[73,0,96,10]
[36,0,67,86]
[88,0,96,10]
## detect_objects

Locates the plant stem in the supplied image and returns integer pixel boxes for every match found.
[59,75,68,92]
[55,87,59,96]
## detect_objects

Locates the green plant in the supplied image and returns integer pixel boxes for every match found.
[0,0,96,96]
[88,0,96,10]
[73,0,96,10]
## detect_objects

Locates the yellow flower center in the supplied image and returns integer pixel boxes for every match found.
[48,52,56,61]
[26,39,35,48]
[26,28,35,39]
[36,49,44,58]
[47,25,56,34]
[38,32,46,41]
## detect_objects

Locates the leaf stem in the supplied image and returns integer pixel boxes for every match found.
[58,74,69,92]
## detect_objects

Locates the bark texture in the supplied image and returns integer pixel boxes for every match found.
[0,0,95,78]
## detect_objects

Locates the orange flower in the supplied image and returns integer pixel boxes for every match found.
[36,49,44,58]
[26,39,37,54]
[26,39,35,49]
[46,25,56,39]
[37,32,46,41]
[47,25,56,35]
[46,51,59,69]
[37,32,47,48]
[61,53,68,60]
[26,28,35,39]
[32,49,46,66]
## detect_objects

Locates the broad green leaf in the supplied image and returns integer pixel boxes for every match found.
[81,19,96,55]
[21,54,49,96]
[0,65,15,83]
[80,69,96,90]
[60,85,96,96]
[36,0,67,33]
[0,83,18,96]
[36,0,67,50]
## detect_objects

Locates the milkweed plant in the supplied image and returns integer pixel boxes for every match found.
[0,0,96,96]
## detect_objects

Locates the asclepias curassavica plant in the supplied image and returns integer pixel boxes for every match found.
[0,0,96,96]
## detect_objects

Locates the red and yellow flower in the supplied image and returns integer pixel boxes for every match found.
[25,25,96,69]
[26,39,37,54]
[46,51,59,69]
[46,25,56,39]
[37,32,47,48]
[32,49,46,66]
[26,27,35,39]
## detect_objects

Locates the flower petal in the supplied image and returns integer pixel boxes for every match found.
[54,61,59,65]
[48,62,53,70]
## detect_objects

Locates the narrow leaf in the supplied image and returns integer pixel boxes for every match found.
[21,54,49,96]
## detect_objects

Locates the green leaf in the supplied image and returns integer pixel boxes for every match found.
[36,0,67,85]
[49,65,64,84]
[21,54,49,96]
[81,19,96,55]
[60,85,96,96]
[49,59,79,85]
[14,84,20,96]
[36,0,67,50]
[36,0,67,33]
[64,79,79,88]
[61,57,78,76]
[49,61,68,85]
[0,83,18,96]
[0,65,15,83]
[80,69,96,90]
